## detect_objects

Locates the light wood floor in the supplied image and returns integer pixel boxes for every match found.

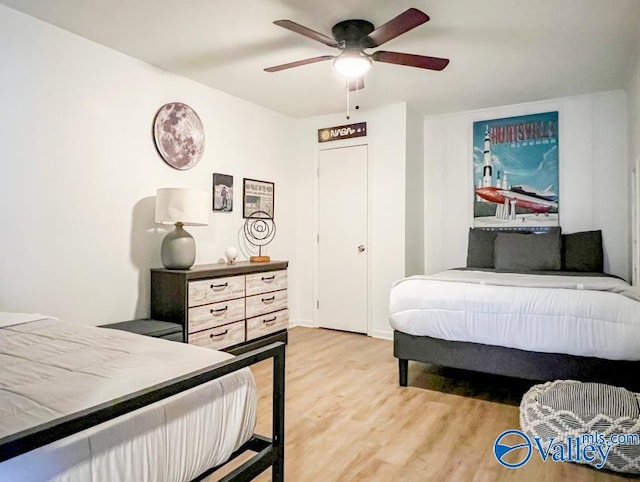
[210,327,634,481]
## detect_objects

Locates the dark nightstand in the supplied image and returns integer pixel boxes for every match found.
[100,319,183,342]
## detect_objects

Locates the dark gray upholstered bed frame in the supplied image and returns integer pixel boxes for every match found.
[0,341,286,482]
[394,332,640,392]
[395,227,640,392]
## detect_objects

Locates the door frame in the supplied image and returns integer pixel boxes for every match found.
[312,143,373,335]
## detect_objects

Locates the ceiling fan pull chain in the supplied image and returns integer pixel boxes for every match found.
[346,80,351,120]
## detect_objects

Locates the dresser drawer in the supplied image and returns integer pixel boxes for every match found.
[188,275,245,306]
[247,309,288,340]
[246,289,287,318]
[188,320,245,350]
[187,298,245,334]
[246,270,288,296]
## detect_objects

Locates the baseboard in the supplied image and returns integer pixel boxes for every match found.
[288,322,392,340]
[370,329,393,341]
[289,319,315,328]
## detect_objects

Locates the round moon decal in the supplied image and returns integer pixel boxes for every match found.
[153,102,205,170]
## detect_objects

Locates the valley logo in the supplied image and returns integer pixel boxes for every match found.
[493,430,532,468]
[494,429,639,469]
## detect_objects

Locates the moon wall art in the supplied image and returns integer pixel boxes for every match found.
[153,102,205,170]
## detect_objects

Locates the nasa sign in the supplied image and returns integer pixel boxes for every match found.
[317,122,367,143]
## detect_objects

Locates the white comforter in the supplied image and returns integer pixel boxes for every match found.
[389,270,640,361]
[0,315,256,482]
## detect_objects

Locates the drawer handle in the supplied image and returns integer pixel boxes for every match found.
[209,330,228,339]
[262,316,277,325]
[210,306,228,315]
[262,275,275,282]
[261,296,275,303]
[210,282,228,289]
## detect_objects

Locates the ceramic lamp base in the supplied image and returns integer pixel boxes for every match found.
[161,223,196,270]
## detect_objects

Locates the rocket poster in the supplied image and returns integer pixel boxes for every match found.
[473,111,559,229]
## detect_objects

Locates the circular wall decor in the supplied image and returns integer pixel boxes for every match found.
[153,102,205,170]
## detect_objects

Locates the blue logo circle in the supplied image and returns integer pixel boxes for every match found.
[494,429,532,469]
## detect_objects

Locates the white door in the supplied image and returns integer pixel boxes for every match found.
[317,145,368,333]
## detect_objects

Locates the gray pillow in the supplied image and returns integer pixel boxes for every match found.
[562,230,603,272]
[466,228,498,268]
[494,231,562,271]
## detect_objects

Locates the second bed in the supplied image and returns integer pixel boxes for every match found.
[390,229,640,390]
[0,313,281,481]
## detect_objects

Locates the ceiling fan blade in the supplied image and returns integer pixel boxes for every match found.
[264,55,334,72]
[371,51,449,71]
[273,20,341,48]
[363,8,430,48]
[347,77,365,91]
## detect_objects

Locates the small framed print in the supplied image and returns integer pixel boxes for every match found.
[213,173,233,212]
[242,178,274,218]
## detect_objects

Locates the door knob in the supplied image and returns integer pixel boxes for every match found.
[358,245,365,253]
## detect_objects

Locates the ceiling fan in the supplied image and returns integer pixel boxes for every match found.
[264,8,449,90]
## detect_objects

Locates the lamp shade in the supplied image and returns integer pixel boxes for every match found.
[155,188,209,226]
[333,52,372,78]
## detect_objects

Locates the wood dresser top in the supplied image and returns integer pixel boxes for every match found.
[151,260,288,280]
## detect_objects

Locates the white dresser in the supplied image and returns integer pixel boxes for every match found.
[151,261,288,353]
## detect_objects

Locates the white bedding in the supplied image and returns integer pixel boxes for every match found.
[0,311,52,328]
[389,270,640,361]
[0,316,256,482]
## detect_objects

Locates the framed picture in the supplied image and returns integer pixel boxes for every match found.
[243,178,274,218]
[212,173,233,212]
[472,111,559,230]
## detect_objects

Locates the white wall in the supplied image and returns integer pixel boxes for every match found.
[405,104,425,276]
[0,6,298,324]
[628,40,640,285]
[424,91,630,280]
[293,103,407,339]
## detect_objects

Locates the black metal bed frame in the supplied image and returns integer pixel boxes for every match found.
[394,331,640,392]
[0,341,286,482]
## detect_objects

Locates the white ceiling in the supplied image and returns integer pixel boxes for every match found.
[2,0,639,118]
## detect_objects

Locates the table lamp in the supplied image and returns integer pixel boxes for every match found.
[155,188,209,269]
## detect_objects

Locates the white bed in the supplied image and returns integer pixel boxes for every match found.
[389,270,640,361]
[0,314,257,482]
[391,229,640,389]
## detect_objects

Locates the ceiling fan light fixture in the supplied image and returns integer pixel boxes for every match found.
[333,52,372,78]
